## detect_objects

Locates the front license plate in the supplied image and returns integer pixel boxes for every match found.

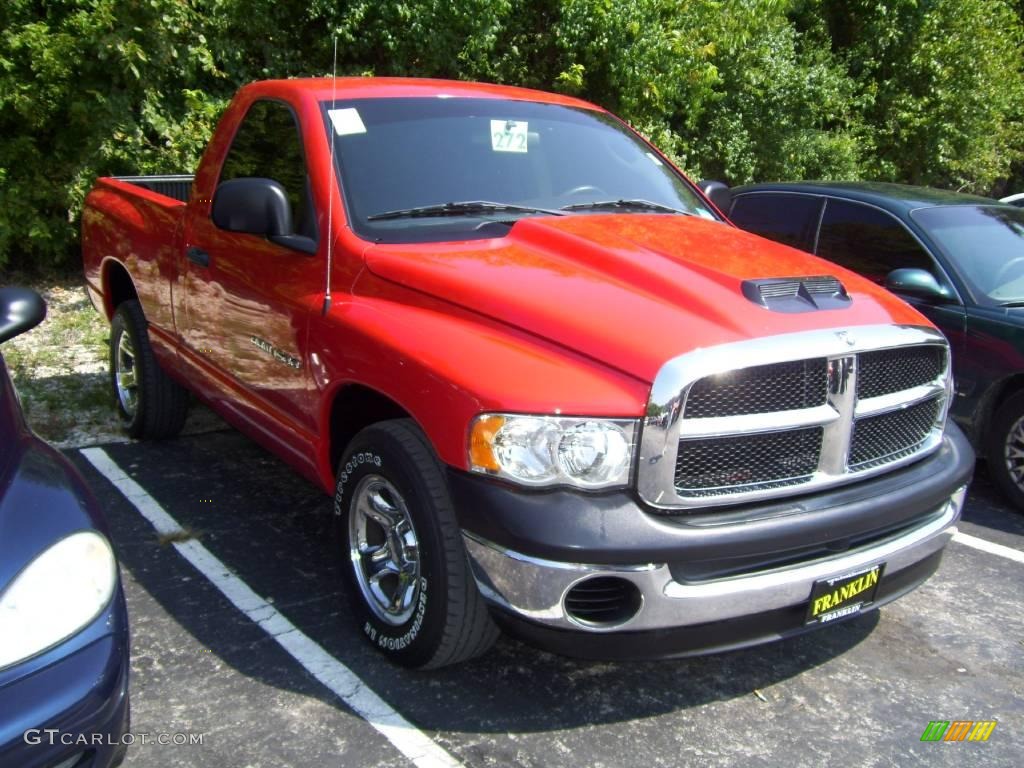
[804,564,885,625]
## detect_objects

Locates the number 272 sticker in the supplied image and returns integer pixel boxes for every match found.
[491,120,528,153]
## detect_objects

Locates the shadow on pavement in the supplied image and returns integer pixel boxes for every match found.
[74,432,891,736]
[960,463,1024,537]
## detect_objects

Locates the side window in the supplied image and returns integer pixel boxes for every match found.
[816,199,935,284]
[219,100,316,239]
[729,193,823,253]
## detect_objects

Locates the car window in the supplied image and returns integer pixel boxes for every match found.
[218,100,316,239]
[729,193,822,253]
[816,199,936,284]
[911,205,1024,305]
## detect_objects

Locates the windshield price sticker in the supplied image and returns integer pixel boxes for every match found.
[329,108,367,136]
[491,120,528,153]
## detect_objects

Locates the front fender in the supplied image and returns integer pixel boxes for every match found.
[309,292,649,480]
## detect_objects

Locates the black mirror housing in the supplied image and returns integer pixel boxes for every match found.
[885,268,956,303]
[698,180,732,215]
[0,287,46,345]
[213,178,293,237]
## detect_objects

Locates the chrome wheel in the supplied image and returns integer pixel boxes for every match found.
[1005,414,1024,492]
[349,475,421,626]
[114,331,138,417]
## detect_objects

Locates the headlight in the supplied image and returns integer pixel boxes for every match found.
[0,531,117,669]
[469,414,637,489]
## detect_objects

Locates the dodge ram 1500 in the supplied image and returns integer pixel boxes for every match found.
[83,78,974,668]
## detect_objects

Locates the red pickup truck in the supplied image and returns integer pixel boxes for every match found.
[83,78,974,669]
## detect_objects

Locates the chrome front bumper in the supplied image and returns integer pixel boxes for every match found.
[464,486,966,634]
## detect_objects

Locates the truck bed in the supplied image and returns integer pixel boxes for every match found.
[112,174,194,204]
[82,174,193,335]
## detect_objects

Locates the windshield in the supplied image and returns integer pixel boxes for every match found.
[911,206,1024,306]
[322,97,717,243]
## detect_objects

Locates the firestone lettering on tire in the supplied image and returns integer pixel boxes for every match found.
[334,452,384,516]
[362,578,429,651]
[364,622,378,642]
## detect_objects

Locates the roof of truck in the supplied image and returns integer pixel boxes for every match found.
[246,77,603,111]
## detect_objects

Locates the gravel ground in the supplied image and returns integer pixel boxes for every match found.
[3,276,223,447]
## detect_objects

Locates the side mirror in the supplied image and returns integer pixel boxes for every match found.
[885,268,956,303]
[698,180,732,215]
[212,178,316,254]
[0,287,46,345]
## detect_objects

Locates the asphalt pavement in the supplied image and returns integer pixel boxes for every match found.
[67,429,1023,768]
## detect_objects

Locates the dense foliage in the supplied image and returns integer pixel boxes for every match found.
[1,0,1022,272]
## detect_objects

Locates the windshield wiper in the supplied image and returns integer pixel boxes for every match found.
[1000,301,1024,308]
[367,200,567,221]
[560,198,690,215]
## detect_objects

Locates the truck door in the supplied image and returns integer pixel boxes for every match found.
[181,98,322,437]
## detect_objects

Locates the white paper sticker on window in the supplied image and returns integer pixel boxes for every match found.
[491,120,528,153]
[328,108,366,136]
[645,152,663,167]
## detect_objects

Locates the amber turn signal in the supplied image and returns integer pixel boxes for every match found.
[469,414,505,472]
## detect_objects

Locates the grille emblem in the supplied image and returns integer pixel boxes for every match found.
[836,331,856,347]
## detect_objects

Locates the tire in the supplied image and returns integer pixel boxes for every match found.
[109,300,189,439]
[987,391,1024,511]
[334,419,499,668]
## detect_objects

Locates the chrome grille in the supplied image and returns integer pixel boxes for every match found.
[858,346,945,399]
[850,398,942,470]
[638,325,951,509]
[685,359,827,418]
[675,428,823,496]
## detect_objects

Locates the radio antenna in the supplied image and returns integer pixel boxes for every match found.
[322,35,338,315]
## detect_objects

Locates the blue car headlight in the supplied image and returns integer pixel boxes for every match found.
[0,531,117,669]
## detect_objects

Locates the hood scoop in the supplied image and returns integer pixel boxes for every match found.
[742,275,851,313]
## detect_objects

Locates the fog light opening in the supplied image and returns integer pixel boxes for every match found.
[564,576,642,628]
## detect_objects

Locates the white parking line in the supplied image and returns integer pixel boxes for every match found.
[81,447,464,768]
[953,532,1024,564]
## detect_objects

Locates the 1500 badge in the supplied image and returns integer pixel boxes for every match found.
[250,336,302,370]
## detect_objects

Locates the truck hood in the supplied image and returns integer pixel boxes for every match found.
[363,214,928,383]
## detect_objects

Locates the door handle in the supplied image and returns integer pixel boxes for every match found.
[187,247,210,267]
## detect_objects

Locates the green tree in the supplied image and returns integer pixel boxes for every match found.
[693,2,866,184]
[0,0,226,271]
[797,0,1024,192]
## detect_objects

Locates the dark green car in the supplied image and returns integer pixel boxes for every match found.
[718,181,1024,510]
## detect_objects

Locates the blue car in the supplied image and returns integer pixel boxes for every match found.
[0,287,130,768]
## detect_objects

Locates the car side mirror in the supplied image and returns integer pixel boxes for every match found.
[212,178,316,254]
[885,268,956,303]
[0,287,46,345]
[698,180,732,215]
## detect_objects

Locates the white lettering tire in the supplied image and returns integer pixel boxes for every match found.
[334,419,499,668]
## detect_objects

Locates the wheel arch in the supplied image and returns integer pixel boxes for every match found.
[326,383,416,476]
[102,259,139,320]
